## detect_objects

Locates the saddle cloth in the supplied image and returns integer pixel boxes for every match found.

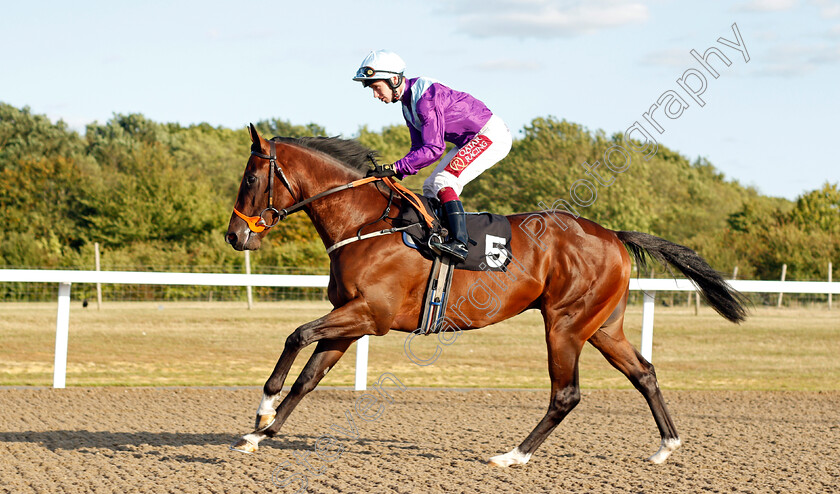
[394,196,512,272]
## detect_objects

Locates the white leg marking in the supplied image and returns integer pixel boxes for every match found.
[648,437,682,464]
[255,393,280,430]
[230,433,263,454]
[257,393,282,416]
[242,433,263,445]
[488,447,532,467]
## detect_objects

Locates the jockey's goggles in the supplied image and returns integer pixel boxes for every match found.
[356,66,401,79]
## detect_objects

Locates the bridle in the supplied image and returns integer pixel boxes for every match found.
[232,140,291,233]
[232,140,381,233]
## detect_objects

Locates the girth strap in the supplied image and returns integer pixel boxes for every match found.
[325,224,417,255]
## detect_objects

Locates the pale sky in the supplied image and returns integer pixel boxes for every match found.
[2,0,838,200]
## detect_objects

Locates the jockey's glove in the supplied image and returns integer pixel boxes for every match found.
[366,163,398,178]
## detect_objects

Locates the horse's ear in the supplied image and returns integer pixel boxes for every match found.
[248,123,269,153]
[248,123,260,144]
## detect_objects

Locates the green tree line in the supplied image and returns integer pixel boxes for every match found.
[1,103,837,282]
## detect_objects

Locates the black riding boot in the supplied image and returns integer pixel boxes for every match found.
[432,200,469,262]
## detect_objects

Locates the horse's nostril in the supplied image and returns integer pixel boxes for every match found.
[226,232,238,245]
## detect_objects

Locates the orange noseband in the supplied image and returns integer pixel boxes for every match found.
[233,208,267,233]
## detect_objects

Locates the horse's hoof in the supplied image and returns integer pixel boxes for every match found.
[487,457,511,468]
[648,438,681,464]
[255,412,276,432]
[230,438,258,454]
[488,447,531,467]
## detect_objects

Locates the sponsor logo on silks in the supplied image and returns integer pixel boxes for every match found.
[445,134,493,177]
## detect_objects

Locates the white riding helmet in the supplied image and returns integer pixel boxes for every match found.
[353,50,406,85]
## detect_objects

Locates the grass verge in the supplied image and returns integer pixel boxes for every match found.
[1,301,837,390]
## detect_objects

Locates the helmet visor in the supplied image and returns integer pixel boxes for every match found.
[354,65,401,81]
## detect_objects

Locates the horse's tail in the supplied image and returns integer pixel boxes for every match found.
[615,231,748,323]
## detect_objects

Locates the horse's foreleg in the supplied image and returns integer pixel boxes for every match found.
[588,323,681,464]
[266,337,356,435]
[259,299,376,425]
[232,298,378,453]
[250,341,305,431]
[232,338,356,453]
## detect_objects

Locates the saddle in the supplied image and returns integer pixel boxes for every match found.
[383,185,513,335]
[394,195,512,272]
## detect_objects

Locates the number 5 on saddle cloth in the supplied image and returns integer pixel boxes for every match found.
[395,196,513,335]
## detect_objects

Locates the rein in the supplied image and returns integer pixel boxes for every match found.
[232,139,435,254]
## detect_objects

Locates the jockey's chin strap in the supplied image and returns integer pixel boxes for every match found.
[232,139,380,233]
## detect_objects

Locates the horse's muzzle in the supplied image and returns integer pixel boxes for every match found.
[226,232,240,248]
[225,228,261,251]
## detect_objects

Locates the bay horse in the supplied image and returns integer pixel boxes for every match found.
[225,124,747,467]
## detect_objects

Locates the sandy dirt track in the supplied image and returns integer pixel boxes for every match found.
[1,387,838,493]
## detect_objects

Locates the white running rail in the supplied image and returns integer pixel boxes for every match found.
[1,270,837,389]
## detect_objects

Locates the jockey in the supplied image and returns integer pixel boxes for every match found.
[353,49,512,263]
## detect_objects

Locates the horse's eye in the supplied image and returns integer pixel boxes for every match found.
[245,174,257,186]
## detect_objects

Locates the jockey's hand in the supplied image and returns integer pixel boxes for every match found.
[366,163,398,179]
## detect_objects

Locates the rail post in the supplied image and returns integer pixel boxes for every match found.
[777,264,787,308]
[95,243,102,310]
[54,282,72,388]
[245,250,253,310]
[640,291,655,362]
[354,335,370,390]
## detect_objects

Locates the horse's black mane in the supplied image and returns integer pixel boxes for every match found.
[267,136,377,174]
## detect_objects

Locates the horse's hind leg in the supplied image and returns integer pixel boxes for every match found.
[588,304,681,464]
[489,322,585,467]
[231,337,355,453]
